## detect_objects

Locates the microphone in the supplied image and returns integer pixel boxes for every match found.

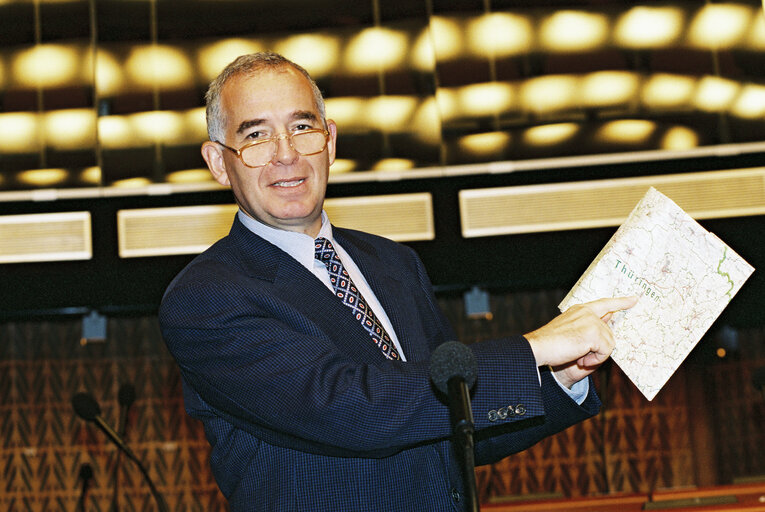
[72,392,168,512]
[430,341,480,512]
[72,392,136,458]
[430,340,478,436]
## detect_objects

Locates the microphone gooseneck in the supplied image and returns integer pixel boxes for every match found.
[71,391,168,512]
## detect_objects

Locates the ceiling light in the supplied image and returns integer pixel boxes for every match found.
[13,44,81,88]
[458,82,515,117]
[694,76,740,112]
[131,111,185,144]
[372,158,415,171]
[458,132,511,156]
[198,39,265,81]
[345,27,408,74]
[99,116,136,149]
[0,112,40,153]
[467,12,533,57]
[43,109,96,150]
[411,27,436,71]
[688,4,752,49]
[17,168,68,187]
[435,88,459,121]
[745,10,765,49]
[581,71,639,108]
[126,45,193,89]
[411,97,442,144]
[731,84,765,118]
[661,126,699,150]
[95,49,123,96]
[520,75,578,114]
[641,74,696,109]
[523,123,579,146]
[325,97,366,130]
[166,169,214,184]
[366,96,418,131]
[330,159,357,173]
[80,167,101,185]
[111,177,153,188]
[275,34,339,78]
[540,11,609,52]
[615,7,684,48]
[185,107,208,141]
[596,119,656,144]
[428,16,463,61]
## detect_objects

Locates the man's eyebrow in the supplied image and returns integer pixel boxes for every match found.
[235,111,318,135]
[292,110,318,122]
[236,118,265,134]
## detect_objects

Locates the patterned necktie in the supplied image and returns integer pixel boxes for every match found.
[314,237,400,361]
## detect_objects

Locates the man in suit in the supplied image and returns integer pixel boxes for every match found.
[159,52,636,511]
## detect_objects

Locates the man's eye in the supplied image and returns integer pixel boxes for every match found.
[294,124,313,132]
[246,131,267,140]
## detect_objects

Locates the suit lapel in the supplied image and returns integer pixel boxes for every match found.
[227,218,392,365]
[334,229,431,363]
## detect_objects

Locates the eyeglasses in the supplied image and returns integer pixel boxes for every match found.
[215,129,330,168]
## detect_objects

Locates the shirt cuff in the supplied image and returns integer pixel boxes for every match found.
[550,369,589,405]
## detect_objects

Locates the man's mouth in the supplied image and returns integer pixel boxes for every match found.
[272,178,306,188]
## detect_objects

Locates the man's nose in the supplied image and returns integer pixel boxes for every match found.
[271,133,298,165]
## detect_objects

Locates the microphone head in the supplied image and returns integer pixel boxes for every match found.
[72,392,101,421]
[118,383,136,407]
[429,341,478,395]
[79,463,93,481]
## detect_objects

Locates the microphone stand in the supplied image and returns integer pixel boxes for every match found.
[76,463,93,512]
[430,341,481,512]
[111,384,136,512]
[447,376,480,512]
[122,449,168,512]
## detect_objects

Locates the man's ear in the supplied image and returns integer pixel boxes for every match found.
[201,141,231,187]
[326,119,338,167]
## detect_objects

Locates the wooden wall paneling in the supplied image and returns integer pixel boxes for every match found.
[1,294,763,509]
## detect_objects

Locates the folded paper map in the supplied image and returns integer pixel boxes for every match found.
[559,187,755,400]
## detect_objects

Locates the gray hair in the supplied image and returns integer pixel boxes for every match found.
[204,52,326,142]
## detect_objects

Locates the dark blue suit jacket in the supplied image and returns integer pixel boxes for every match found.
[159,216,601,511]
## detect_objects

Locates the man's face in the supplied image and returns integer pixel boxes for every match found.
[202,66,337,237]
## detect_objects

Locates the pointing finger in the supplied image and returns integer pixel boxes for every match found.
[586,296,638,319]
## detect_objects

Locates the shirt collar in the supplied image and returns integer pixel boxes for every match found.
[237,209,333,269]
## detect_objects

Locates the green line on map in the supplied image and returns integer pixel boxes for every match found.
[717,246,735,301]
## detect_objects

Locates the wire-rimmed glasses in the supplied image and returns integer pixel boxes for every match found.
[215,129,330,168]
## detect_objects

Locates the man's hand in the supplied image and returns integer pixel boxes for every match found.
[524,296,638,389]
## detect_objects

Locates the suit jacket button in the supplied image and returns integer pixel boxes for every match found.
[451,488,462,503]
[497,407,508,419]
[515,404,526,416]
[488,410,498,422]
